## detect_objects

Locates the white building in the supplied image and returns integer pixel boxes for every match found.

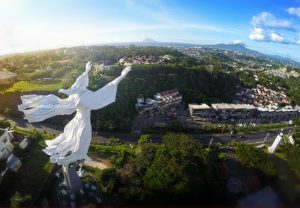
[0,128,14,160]
[211,103,257,120]
[188,104,212,121]
[136,89,182,114]
[188,103,299,124]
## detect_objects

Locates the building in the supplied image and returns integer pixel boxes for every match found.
[135,98,159,114]
[0,128,14,160]
[188,104,213,121]
[258,105,299,122]
[0,69,17,85]
[154,89,182,108]
[211,103,257,122]
[135,89,182,114]
[189,103,299,124]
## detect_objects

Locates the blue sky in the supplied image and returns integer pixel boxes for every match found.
[0,0,300,61]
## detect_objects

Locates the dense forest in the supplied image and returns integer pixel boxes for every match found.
[86,133,300,205]
[88,64,240,131]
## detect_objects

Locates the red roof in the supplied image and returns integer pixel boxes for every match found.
[159,89,179,96]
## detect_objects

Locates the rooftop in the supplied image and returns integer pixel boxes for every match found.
[212,103,256,110]
[158,89,179,96]
[0,70,17,80]
[189,103,211,110]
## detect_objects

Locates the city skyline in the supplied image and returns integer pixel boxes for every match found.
[0,0,300,61]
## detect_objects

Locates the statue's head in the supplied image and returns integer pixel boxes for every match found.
[59,62,92,96]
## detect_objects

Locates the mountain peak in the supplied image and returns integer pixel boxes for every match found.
[233,43,246,47]
[233,40,245,46]
[141,37,158,43]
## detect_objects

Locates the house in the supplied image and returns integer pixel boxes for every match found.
[135,98,159,114]
[0,69,17,85]
[135,89,182,115]
[154,89,182,107]
[0,128,14,160]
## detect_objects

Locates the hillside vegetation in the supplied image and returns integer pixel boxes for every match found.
[0,46,300,131]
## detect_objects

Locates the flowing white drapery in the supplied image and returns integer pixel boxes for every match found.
[18,63,131,165]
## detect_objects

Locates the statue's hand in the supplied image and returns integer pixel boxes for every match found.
[58,89,65,93]
[58,89,70,95]
[121,66,132,76]
[86,61,92,72]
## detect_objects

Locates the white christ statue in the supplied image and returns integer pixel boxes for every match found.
[18,62,131,165]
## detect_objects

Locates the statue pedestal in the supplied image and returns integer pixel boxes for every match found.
[57,160,102,206]
[62,161,84,195]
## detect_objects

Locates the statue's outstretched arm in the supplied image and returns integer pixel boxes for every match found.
[79,66,132,110]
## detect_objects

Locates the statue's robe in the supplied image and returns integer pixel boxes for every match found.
[18,66,131,165]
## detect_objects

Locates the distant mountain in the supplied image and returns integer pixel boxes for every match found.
[175,42,300,68]
[203,43,264,57]
[269,55,300,66]
[141,37,159,43]
[204,43,300,68]
[99,40,300,68]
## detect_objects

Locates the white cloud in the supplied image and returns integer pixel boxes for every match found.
[251,12,294,31]
[249,11,300,46]
[249,27,265,41]
[233,40,243,44]
[287,7,300,18]
[270,32,284,42]
[249,27,286,43]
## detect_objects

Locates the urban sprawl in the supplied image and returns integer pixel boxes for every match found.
[135,89,300,125]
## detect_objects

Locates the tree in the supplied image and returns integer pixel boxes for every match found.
[235,143,276,176]
[97,168,117,195]
[137,134,151,146]
[281,144,300,174]
[142,133,208,196]
[135,143,158,175]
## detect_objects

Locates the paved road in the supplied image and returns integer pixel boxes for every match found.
[8,117,294,146]
[193,128,293,145]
